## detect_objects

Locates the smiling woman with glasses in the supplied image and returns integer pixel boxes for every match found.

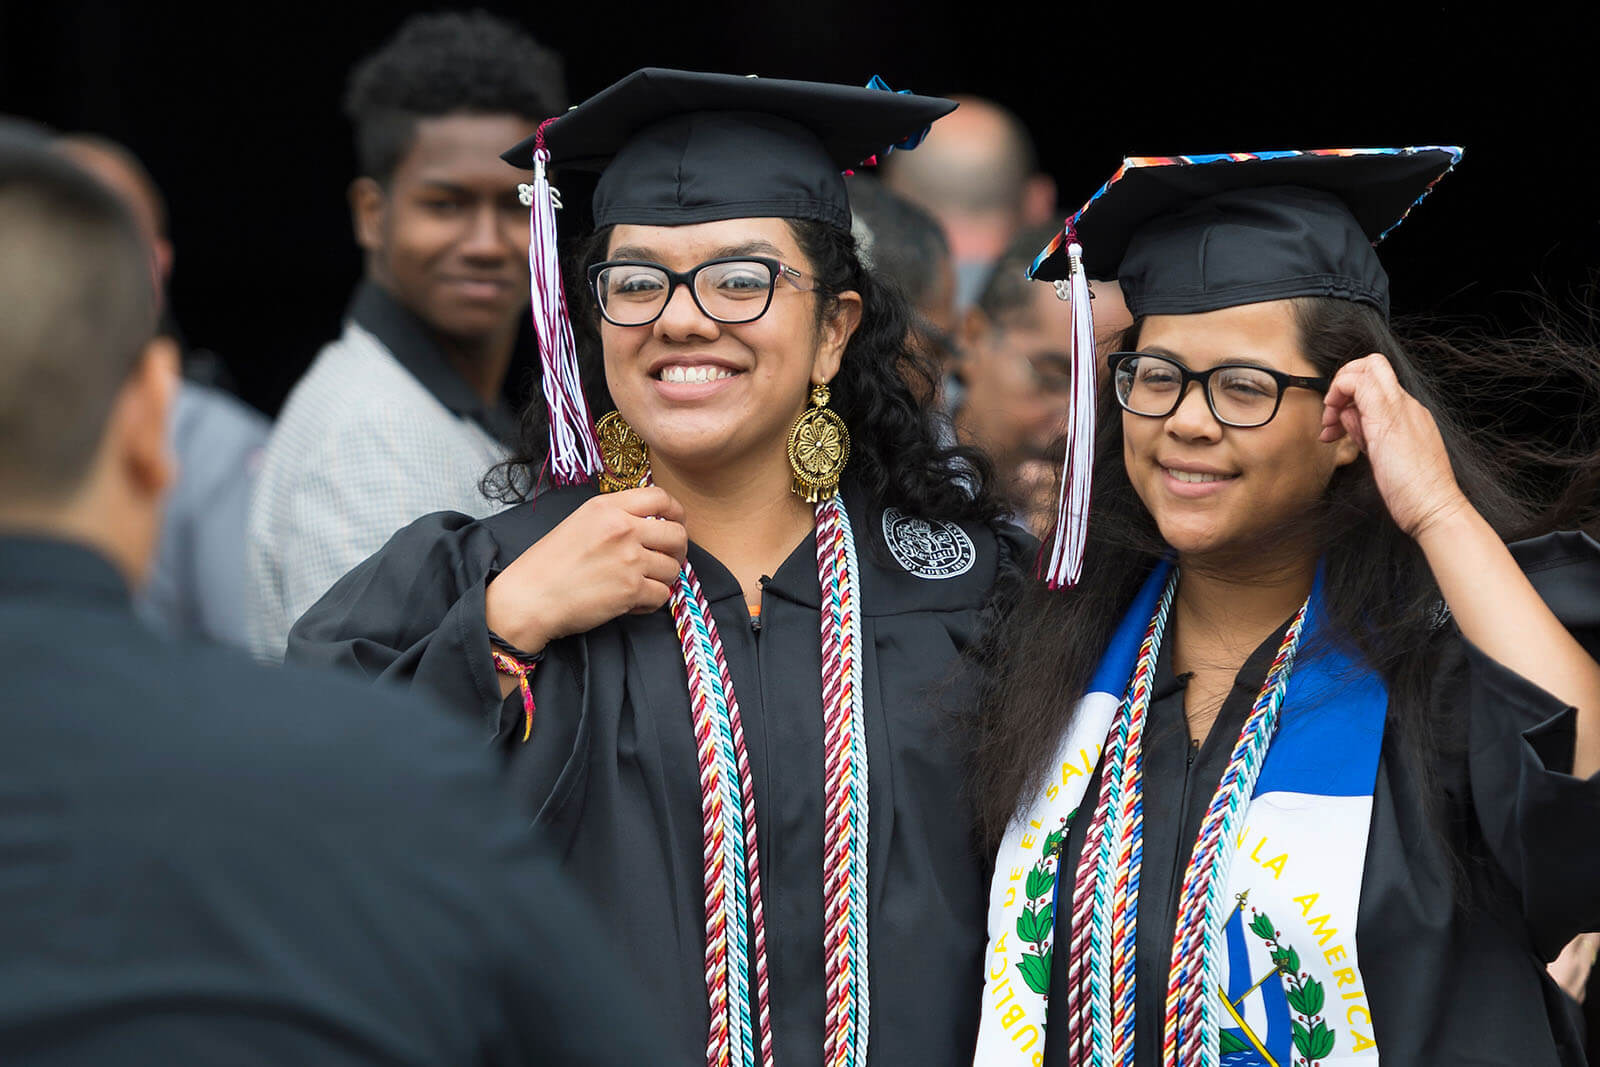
[288,69,1025,1067]
[968,148,1600,1067]
[588,256,814,326]
[1110,350,1330,426]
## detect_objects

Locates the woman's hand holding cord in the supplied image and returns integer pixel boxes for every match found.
[484,487,689,698]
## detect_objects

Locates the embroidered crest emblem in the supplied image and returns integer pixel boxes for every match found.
[881,507,976,579]
[1218,893,1338,1067]
[1015,813,1072,996]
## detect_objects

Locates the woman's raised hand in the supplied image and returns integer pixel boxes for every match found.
[1319,353,1470,541]
[484,487,689,655]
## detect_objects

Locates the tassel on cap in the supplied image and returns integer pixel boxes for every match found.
[1041,222,1096,589]
[519,117,602,486]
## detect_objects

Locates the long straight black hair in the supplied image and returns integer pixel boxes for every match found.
[968,296,1600,849]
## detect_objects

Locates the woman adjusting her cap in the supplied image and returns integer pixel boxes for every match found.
[288,69,1025,1067]
[971,148,1600,1065]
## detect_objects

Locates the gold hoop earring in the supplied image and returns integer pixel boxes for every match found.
[787,384,850,503]
[595,410,649,493]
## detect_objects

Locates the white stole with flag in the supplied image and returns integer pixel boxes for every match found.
[975,565,1389,1066]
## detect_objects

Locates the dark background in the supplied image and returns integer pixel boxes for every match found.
[3,2,1598,417]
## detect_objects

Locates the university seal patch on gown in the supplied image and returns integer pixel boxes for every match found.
[881,507,976,579]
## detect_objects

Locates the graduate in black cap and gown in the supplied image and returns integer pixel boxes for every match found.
[289,70,1026,1067]
[969,148,1600,1066]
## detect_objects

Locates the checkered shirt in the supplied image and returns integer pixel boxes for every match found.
[246,322,509,661]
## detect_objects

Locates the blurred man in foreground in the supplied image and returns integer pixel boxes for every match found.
[0,144,657,1065]
[56,132,269,649]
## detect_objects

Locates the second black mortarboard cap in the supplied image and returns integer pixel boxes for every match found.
[1028,147,1462,320]
[1026,147,1461,590]
[501,68,956,231]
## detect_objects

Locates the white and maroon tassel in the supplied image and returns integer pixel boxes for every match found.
[1041,223,1097,589]
[519,118,601,486]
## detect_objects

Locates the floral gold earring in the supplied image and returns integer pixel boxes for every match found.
[787,383,850,503]
[595,410,649,493]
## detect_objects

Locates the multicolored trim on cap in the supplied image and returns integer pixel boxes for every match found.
[1026,145,1465,280]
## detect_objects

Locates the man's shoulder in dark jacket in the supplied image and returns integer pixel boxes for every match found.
[0,535,659,1066]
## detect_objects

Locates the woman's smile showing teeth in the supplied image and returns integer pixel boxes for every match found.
[647,357,746,400]
[1159,464,1238,497]
[658,364,738,383]
[1164,467,1233,483]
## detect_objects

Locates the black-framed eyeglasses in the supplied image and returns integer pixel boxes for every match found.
[587,256,815,327]
[1110,351,1331,428]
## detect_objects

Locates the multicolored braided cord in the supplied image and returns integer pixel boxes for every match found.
[816,495,870,1067]
[669,492,866,1067]
[1162,595,1309,1067]
[1065,570,1310,1067]
[1064,572,1175,1065]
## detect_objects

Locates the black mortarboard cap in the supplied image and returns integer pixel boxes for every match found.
[505,69,953,488]
[502,68,955,231]
[1027,147,1462,320]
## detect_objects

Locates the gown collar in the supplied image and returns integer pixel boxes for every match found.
[348,280,521,447]
[690,482,998,617]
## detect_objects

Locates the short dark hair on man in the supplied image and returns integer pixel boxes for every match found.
[973,222,1067,326]
[0,114,55,149]
[0,145,155,501]
[847,177,951,309]
[343,10,567,183]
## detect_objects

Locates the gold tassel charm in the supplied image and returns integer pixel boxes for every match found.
[787,384,850,503]
[595,410,649,493]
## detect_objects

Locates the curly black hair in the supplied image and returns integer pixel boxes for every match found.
[343,10,566,183]
[486,218,1008,528]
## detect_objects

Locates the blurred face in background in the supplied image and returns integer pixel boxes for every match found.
[1089,279,1131,369]
[905,256,959,402]
[351,113,535,347]
[955,278,1133,532]
[959,279,1073,477]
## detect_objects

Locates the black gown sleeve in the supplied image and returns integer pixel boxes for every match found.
[286,511,510,734]
[1463,531,1600,959]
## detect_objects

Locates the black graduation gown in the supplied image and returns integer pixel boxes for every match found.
[1040,532,1600,1067]
[289,484,1031,1066]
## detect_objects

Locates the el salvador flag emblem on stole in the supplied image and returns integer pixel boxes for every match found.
[975,564,1389,1066]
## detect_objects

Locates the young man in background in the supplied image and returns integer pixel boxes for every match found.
[248,12,563,659]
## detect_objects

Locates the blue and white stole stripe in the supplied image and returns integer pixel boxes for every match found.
[975,563,1390,1066]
